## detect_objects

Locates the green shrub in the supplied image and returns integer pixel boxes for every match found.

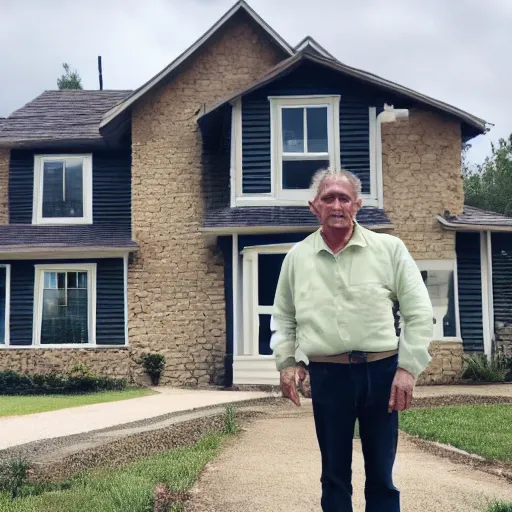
[462,353,509,382]
[224,405,238,435]
[486,502,512,512]
[0,370,127,395]
[0,459,31,500]
[141,353,166,386]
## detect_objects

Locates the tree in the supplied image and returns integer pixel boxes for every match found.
[57,63,83,90]
[464,134,512,216]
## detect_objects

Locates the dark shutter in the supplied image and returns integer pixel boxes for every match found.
[456,232,484,352]
[491,233,512,323]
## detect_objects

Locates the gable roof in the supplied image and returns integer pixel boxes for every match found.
[0,90,131,147]
[99,0,294,130]
[199,50,487,137]
[294,36,335,59]
[438,205,512,232]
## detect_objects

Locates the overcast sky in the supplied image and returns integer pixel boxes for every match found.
[2,0,510,164]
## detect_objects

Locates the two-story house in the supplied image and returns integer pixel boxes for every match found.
[0,1,510,387]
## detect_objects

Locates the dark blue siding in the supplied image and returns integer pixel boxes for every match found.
[456,232,484,352]
[9,149,131,231]
[241,63,394,195]
[491,233,512,323]
[5,259,125,346]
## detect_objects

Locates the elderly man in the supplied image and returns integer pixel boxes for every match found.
[270,168,433,512]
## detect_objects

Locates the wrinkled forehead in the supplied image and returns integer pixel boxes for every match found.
[316,176,356,199]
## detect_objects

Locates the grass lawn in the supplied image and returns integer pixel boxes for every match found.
[0,388,157,417]
[400,404,512,462]
[0,432,225,512]
[486,503,512,512]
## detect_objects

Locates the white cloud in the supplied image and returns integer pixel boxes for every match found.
[1,0,509,164]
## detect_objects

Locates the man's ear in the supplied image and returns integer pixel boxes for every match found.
[309,200,319,217]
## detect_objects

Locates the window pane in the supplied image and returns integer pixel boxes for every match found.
[307,107,328,152]
[68,272,77,289]
[42,162,64,218]
[282,159,329,189]
[41,159,84,219]
[258,314,272,355]
[282,108,304,153]
[258,254,286,306]
[57,272,66,289]
[77,272,87,288]
[41,272,88,345]
[0,268,6,344]
[44,272,57,289]
[64,160,83,217]
[422,269,456,338]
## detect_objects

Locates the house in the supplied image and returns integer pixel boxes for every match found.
[0,1,508,387]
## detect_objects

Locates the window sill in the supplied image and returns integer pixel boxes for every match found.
[32,218,93,226]
[233,196,379,208]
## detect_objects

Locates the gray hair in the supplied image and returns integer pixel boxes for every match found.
[310,168,362,199]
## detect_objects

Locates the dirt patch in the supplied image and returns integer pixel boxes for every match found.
[412,394,512,408]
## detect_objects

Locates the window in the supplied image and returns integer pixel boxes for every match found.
[33,155,92,224]
[270,96,340,201]
[416,260,460,341]
[34,264,96,346]
[0,265,10,345]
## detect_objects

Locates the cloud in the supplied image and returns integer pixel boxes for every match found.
[1,0,509,164]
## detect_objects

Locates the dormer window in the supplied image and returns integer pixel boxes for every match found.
[33,155,92,225]
[270,96,340,201]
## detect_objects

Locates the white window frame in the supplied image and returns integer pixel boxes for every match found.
[0,265,11,346]
[415,259,461,342]
[33,263,97,347]
[231,96,380,207]
[33,154,93,225]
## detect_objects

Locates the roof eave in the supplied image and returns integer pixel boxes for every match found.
[100,0,294,130]
[0,246,138,259]
[437,215,512,232]
[199,223,394,235]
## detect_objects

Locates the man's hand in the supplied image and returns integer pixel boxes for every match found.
[280,366,309,406]
[388,368,415,413]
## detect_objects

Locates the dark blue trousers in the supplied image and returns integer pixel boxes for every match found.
[309,354,400,512]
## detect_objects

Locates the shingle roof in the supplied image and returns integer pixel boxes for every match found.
[0,90,131,145]
[202,206,392,233]
[0,224,137,252]
[438,205,512,231]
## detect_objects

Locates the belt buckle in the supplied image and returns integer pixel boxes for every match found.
[348,351,367,364]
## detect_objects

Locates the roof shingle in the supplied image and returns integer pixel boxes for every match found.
[0,90,131,145]
[438,205,512,231]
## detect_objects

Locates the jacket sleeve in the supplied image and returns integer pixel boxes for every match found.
[270,251,297,371]
[393,239,434,378]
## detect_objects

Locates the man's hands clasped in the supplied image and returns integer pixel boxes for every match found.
[279,365,311,406]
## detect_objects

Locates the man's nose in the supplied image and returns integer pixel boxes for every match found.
[332,198,344,209]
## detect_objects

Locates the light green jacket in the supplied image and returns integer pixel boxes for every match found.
[270,223,434,377]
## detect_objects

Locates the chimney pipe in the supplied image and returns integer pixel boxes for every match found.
[98,56,103,90]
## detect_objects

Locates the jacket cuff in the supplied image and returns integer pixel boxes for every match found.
[276,357,297,372]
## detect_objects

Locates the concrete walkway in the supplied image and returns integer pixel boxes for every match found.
[0,387,267,450]
[187,402,512,512]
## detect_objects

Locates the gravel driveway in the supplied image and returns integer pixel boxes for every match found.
[187,402,512,512]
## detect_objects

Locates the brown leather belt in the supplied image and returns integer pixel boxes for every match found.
[309,349,398,364]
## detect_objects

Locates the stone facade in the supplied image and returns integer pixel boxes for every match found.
[381,110,463,260]
[495,324,512,357]
[0,348,131,379]
[417,341,463,384]
[128,13,286,386]
[0,149,9,224]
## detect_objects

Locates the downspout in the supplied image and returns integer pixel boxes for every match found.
[376,104,409,209]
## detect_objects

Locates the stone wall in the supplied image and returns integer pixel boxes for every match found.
[417,341,463,384]
[0,149,9,224]
[495,324,512,357]
[0,348,131,379]
[381,110,463,260]
[129,13,286,386]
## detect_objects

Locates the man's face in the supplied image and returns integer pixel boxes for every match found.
[309,178,362,230]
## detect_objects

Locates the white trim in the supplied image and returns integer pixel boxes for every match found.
[0,249,134,260]
[100,0,294,129]
[123,254,129,346]
[415,259,461,342]
[0,265,11,346]
[487,231,494,351]
[232,234,239,357]
[480,233,492,358]
[33,154,93,225]
[258,305,274,315]
[242,253,253,355]
[436,215,512,232]
[230,99,242,207]
[242,242,296,255]
[33,263,97,347]
[233,195,379,208]
[368,107,379,206]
